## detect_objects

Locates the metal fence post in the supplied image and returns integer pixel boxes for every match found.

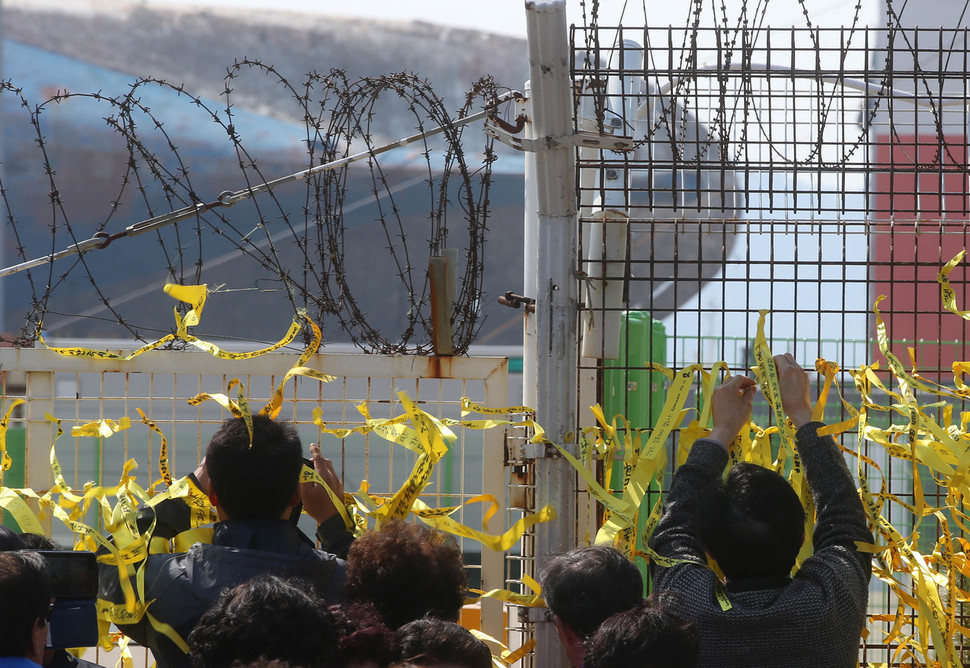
[525,3,578,667]
[24,370,55,535]
[523,78,538,411]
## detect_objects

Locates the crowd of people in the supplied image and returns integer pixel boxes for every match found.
[0,354,872,668]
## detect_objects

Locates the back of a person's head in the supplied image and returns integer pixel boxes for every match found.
[205,415,303,520]
[0,526,26,552]
[18,533,62,551]
[393,618,491,668]
[695,462,806,580]
[0,551,51,657]
[188,575,337,668]
[540,545,644,638]
[345,520,467,629]
[582,598,699,668]
[329,602,397,668]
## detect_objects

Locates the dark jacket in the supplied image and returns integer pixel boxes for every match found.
[98,479,352,668]
[648,422,873,668]
[44,649,103,668]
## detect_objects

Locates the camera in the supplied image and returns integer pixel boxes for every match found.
[38,551,99,649]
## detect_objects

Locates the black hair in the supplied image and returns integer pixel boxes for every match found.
[394,618,491,668]
[205,415,304,520]
[0,526,26,552]
[188,575,338,668]
[583,598,699,668]
[346,520,467,629]
[0,551,51,657]
[329,602,397,668]
[540,545,644,638]
[694,462,806,580]
[18,533,62,551]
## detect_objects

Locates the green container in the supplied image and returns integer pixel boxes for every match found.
[603,312,667,430]
[602,311,667,592]
[1,427,27,533]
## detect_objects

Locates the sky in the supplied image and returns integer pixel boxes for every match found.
[119,0,881,39]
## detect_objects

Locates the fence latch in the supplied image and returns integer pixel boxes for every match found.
[498,291,536,313]
[484,117,635,153]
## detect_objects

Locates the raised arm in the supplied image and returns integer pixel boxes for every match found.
[649,374,756,566]
[775,353,872,576]
[301,443,355,559]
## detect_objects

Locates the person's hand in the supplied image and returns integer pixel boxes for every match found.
[774,353,814,428]
[708,374,758,450]
[192,457,211,496]
[300,443,344,524]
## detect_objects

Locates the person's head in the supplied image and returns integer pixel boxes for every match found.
[392,618,491,668]
[0,526,27,551]
[582,599,699,668]
[345,520,467,629]
[541,545,644,641]
[694,462,806,580]
[0,551,52,662]
[18,534,62,551]
[205,415,304,520]
[329,602,397,668]
[189,575,338,668]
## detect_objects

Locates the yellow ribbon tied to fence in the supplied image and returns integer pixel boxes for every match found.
[12,252,970,665]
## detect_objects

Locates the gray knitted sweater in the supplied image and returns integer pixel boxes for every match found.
[648,422,873,668]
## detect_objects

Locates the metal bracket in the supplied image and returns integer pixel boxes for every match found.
[523,439,563,460]
[526,606,553,623]
[498,291,536,313]
[484,119,635,153]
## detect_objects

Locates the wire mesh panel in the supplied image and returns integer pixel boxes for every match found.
[565,20,970,667]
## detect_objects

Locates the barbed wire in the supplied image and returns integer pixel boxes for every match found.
[1,63,504,353]
[576,0,969,187]
[8,0,970,354]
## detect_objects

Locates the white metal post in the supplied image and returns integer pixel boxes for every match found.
[523,80,538,411]
[525,3,578,667]
[25,370,55,534]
